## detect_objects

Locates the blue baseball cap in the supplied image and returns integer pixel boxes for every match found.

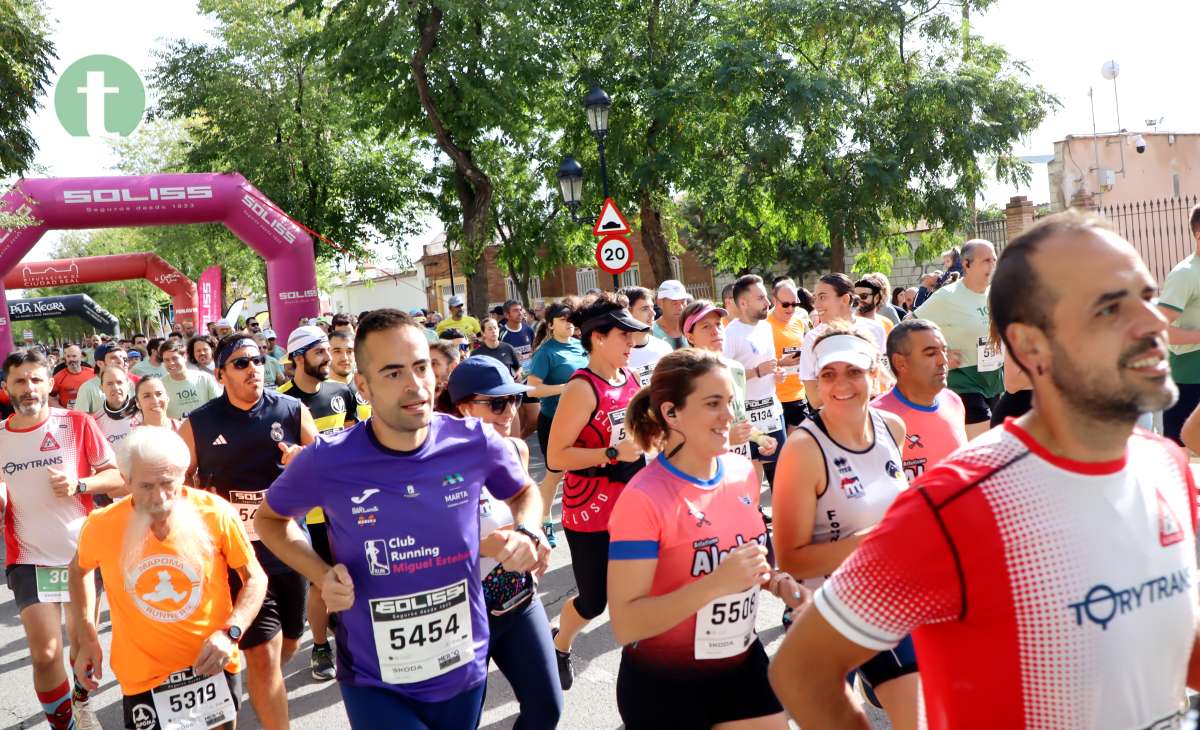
[447,356,531,404]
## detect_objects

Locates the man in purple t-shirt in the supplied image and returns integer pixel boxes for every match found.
[256,309,549,729]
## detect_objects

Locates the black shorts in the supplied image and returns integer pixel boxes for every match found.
[537,412,558,473]
[309,522,332,564]
[231,569,308,649]
[959,392,1000,425]
[123,671,242,730]
[521,393,540,405]
[781,399,808,428]
[6,564,102,612]
[616,640,782,729]
[857,635,918,689]
[1164,382,1200,445]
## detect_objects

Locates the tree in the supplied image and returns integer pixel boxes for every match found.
[298,0,560,317]
[0,0,55,176]
[152,0,428,268]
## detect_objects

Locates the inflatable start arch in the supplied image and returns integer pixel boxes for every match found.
[4,252,199,332]
[0,173,318,359]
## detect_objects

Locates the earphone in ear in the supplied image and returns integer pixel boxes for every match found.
[668,408,677,417]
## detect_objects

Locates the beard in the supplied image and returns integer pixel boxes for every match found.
[121,493,215,576]
[1050,337,1178,423]
[16,391,46,417]
[302,357,329,381]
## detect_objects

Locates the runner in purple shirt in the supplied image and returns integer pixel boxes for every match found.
[256,309,550,730]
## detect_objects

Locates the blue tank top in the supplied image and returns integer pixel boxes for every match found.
[189,390,304,573]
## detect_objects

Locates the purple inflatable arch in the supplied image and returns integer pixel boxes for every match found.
[0,173,318,360]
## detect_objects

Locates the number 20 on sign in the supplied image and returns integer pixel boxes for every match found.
[595,235,633,275]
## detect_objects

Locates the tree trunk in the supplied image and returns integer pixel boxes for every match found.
[830,224,846,274]
[639,190,674,284]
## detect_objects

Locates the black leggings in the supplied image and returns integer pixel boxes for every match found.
[563,528,610,620]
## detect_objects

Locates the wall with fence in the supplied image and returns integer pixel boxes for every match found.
[1097,196,1198,284]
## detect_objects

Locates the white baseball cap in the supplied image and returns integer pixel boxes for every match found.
[656,280,691,301]
[262,329,277,339]
[287,325,329,357]
[813,334,878,372]
[448,294,465,308]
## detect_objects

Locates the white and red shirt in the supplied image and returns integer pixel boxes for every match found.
[815,419,1198,730]
[1,408,115,567]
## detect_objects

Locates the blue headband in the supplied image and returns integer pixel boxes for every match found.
[215,337,259,369]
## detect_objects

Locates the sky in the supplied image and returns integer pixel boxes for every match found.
[11,0,1199,267]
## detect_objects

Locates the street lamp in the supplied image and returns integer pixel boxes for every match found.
[557,156,584,219]
[557,85,620,289]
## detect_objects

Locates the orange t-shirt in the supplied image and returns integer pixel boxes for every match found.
[76,487,255,694]
[768,313,808,403]
[52,366,95,409]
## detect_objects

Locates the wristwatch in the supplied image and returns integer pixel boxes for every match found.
[513,524,542,547]
[604,446,619,464]
[224,625,243,644]
[76,480,88,495]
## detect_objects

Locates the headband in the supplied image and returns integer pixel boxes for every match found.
[215,337,260,370]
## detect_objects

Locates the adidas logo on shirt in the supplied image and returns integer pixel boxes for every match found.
[211,435,228,446]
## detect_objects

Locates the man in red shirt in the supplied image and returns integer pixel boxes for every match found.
[50,345,93,409]
[771,211,1200,729]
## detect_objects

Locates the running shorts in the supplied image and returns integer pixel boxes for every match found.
[231,568,308,649]
[122,671,242,730]
[857,635,918,689]
[6,564,102,612]
[616,640,782,729]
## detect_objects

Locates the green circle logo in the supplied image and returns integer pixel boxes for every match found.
[54,55,145,137]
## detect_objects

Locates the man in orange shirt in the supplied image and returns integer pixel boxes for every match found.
[769,279,809,431]
[68,426,267,730]
[51,345,94,409]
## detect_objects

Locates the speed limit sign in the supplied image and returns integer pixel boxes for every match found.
[595,235,633,275]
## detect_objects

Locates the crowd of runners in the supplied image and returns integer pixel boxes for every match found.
[2,205,1200,729]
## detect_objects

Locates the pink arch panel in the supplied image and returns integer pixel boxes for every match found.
[0,173,318,359]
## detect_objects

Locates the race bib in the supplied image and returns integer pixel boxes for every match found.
[149,668,236,730]
[695,587,758,660]
[35,565,69,603]
[977,337,1004,373]
[782,346,802,375]
[227,491,263,541]
[608,409,628,448]
[370,580,475,683]
[633,364,654,387]
[745,397,783,435]
[729,440,751,458]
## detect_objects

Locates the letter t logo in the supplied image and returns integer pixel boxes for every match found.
[76,71,120,137]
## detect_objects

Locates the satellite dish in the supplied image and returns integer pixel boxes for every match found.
[1101,60,1120,80]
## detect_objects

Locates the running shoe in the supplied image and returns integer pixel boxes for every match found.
[72,698,101,730]
[551,627,573,690]
[543,520,558,549]
[310,642,336,681]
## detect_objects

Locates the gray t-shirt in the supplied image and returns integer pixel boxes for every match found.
[164,370,222,419]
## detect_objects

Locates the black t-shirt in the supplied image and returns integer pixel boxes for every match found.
[471,343,521,375]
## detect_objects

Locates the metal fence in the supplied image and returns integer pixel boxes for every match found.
[967,217,1009,252]
[1098,196,1198,285]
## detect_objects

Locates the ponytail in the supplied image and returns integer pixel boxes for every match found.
[625,386,664,452]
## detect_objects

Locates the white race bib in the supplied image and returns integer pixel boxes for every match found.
[977,336,1004,373]
[370,580,475,683]
[782,345,802,376]
[35,565,69,603]
[695,587,759,660]
[634,364,654,387]
[150,669,236,730]
[729,441,751,458]
[745,397,783,435]
[227,491,263,541]
[608,409,628,448]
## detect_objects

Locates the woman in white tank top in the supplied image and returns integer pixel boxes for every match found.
[773,326,919,730]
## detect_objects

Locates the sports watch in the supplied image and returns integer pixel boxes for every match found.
[76,480,88,495]
[605,446,619,464]
[513,524,542,547]
[224,625,243,644]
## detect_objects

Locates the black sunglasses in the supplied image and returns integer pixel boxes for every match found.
[777,301,798,309]
[471,395,519,414]
[228,355,266,370]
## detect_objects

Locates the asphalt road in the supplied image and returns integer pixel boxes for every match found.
[0,439,890,729]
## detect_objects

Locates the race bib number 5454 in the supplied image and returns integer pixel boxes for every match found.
[370,580,474,683]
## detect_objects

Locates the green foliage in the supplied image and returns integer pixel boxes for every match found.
[152,0,427,264]
[0,0,55,176]
[914,226,961,265]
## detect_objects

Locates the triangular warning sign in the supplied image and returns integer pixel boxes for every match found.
[1157,490,1184,547]
[592,197,631,237]
[40,432,60,452]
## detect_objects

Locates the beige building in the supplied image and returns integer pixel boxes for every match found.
[1048,131,1200,211]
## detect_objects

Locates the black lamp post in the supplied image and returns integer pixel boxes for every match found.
[557,85,619,290]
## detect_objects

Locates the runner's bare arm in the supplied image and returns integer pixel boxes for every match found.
[524,374,567,400]
[1181,407,1200,453]
[769,605,873,729]
[1157,305,1200,345]
[545,379,609,471]
[772,432,869,580]
[66,554,104,690]
[254,500,332,585]
[501,483,548,575]
[299,405,318,446]
[178,418,199,486]
[879,410,907,454]
[50,461,125,497]
[227,560,267,636]
[804,379,822,409]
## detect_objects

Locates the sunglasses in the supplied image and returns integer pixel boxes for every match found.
[777,301,799,309]
[228,355,266,370]
[471,395,520,414]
